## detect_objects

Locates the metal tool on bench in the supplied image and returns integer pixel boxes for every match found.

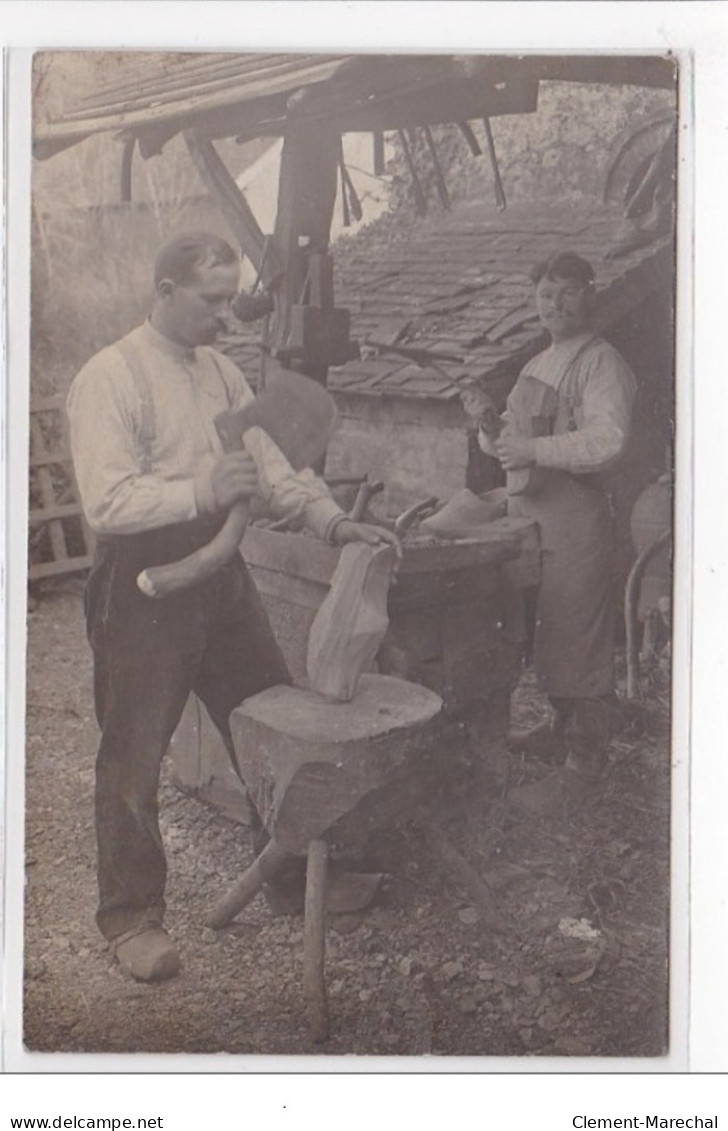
[393,496,440,538]
[136,369,338,598]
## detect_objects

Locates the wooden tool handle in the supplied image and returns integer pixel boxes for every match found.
[137,500,250,599]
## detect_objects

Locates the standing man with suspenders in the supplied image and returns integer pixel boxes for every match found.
[67,231,399,982]
[462,252,637,815]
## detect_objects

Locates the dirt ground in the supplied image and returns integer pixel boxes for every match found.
[22,577,670,1059]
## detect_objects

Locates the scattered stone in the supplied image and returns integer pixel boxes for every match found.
[24,958,47,982]
[558,917,601,941]
[441,960,464,981]
[554,1034,593,1056]
[540,1008,567,1032]
[458,906,479,925]
[329,913,363,935]
[477,961,497,981]
[359,989,372,1003]
[497,970,521,987]
[201,928,217,945]
[398,956,413,976]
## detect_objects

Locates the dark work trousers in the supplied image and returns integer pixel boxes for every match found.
[84,516,291,942]
[548,694,620,778]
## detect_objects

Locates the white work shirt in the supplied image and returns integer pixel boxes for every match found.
[478,332,637,474]
[67,320,344,537]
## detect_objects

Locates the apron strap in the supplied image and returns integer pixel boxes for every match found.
[553,335,599,395]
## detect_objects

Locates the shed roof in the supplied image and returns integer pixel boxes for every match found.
[33,51,675,160]
[220,197,673,400]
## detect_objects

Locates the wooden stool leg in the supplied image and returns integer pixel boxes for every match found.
[304,838,329,1042]
[206,838,290,929]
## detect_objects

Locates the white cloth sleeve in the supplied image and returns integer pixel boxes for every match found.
[531,349,636,474]
[67,353,199,534]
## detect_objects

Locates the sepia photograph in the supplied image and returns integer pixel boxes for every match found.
[21,46,679,1060]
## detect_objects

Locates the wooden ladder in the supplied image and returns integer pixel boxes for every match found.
[28,395,94,581]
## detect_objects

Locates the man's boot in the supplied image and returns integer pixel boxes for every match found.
[507,698,570,764]
[507,698,611,818]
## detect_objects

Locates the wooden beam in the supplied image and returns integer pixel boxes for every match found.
[270,104,341,381]
[29,416,68,561]
[28,555,94,581]
[183,130,270,274]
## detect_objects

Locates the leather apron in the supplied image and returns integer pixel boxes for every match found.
[506,343,616,700]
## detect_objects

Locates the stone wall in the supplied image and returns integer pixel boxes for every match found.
[324,394,470,517]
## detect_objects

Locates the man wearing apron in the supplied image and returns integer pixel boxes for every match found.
[462,252,636,815]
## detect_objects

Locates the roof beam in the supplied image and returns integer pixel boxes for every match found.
[183,130,271,275]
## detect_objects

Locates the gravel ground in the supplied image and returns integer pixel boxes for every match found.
[22,578,670,1059]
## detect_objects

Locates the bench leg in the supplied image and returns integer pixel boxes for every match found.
[304,838,330,1042]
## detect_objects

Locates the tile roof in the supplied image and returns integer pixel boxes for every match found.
[220,198,674,401]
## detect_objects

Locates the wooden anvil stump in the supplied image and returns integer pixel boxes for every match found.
[208,673,444,1042]
[230,672,444,854]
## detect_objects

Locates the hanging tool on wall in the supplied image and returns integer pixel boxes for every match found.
[282,245,360,370]
[456,119,506,211]
[120,136,136,202]
[397,128,428,216]
[482,117,507,211]
[338,140,364,228]
[458,121,482,157]
[423,126,451,210]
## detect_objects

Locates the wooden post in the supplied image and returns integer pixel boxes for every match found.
[303,838,330,1042]
[270,99,340,384]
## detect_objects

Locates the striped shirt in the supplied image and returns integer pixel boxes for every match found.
[67,320,344,537]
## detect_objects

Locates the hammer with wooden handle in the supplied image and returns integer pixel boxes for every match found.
[136,368,338,598]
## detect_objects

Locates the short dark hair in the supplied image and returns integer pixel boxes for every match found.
[153,231,238,287]
[530,252,595,288]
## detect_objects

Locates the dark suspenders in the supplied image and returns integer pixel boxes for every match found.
[115,335,234,472]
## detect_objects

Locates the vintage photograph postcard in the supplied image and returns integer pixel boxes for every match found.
[16,43,682,1063]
